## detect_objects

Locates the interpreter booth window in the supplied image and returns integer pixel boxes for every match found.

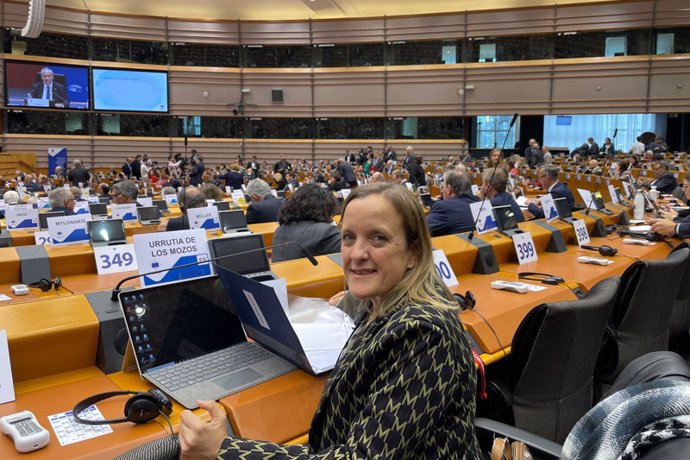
[491,35,553,62]
[91,37,169,65]
[6,110,89,135]
[386,117,463,139]
[478,43,496,63]
[542,113,659,153]
[171,43,240,67]
[317,118,384,139]
[385,40,451,66]
[314,43,384,67]
[3,30,89,60]
[243,45,312,68]
[246,118,314,138]
[172,116,244,138]
[655,29,690,54]
[474,115,518,149]
[95,114,170,137]
[605,36,627,57]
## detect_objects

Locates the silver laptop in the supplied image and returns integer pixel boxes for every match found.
[39,211,65,231]
[118,276,295,409]
[88,203,108,220]
[219,210,250,234]
[208,233,277,282]
[152,199,169,215]
[138,206,161,225]
[88,219,128,247]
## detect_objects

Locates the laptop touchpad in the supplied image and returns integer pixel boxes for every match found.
[214,368,263,389]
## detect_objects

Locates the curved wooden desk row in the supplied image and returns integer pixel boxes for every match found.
[0,203,673,457]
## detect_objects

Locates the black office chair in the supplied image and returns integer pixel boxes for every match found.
[477,352,690,460]
[669,243,690,338]
[595,247,690,389]
[487,276,620,443]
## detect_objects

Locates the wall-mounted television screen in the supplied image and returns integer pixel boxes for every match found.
[4,60,90,109]
[92,68,168,113]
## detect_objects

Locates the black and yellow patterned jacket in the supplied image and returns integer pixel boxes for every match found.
[217,300,481,459]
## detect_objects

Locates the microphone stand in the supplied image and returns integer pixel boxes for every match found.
[111,241,318,301]
[468,112,518,240]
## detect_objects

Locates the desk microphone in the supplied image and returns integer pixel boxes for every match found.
[110,241,318,301]
[468,112,518,240]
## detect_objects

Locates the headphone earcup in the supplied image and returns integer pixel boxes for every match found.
[453,293,468,310]
[29,279,52,292]
[599,245,618,257]
[124,394,162,424]
[53,276,62,291]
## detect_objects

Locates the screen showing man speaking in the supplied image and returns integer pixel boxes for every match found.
[4,60,89,109]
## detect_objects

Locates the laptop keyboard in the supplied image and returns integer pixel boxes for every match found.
[149,343,274,391]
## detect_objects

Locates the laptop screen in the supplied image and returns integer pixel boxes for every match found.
[554,197,573,219]
[119,276,246,373]
[89,203,108,216]
[493,205,519,231]
[138,206,160,221]
[39,211,65,230]
[153,200,168,212]
[219,210,247,232]
[213,201,231,212]
[208,234,271,275]
[88,219,126,244]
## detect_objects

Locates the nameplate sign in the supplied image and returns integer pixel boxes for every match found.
[231,190,246,205]
[38,197,51,210]
[470,201,497,235]
[540,193,558,222]
[6,204,38,229]
[34,231,53,245]
[432,249,459,287]
[572,219,591,246]
[513,232,538,265]
[112,203,138,221]
[187,206,220,230]
[133,229,211,287]
[48,214,90,246]
[608,184,619,204]
[73,201,91,216]
[137,197,153,207]
[93,244,139,275]
[164,194,178,205]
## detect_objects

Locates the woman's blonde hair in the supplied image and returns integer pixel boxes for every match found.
[340,182,458,317]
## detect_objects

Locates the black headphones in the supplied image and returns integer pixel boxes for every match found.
[518,272,565,285]
[581,244,618,257]
[454,291,476,310]
[28,276,62,292]
[72,389,172,425]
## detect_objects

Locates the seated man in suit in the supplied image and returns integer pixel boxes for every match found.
[647,161,678,195]
[650,177,690,238]
[526,164,575,219]
[27,67,70,108]
[480,167,524,223]
[245,178,282,224]
[426,169,479,237]
[110,180,139,205]
[158,186,206,232]
[48,188,76,215]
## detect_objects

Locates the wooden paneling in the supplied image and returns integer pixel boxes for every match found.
[554,1,653,32]
[311,18,385,44]
[89,12,168,41]
[466,8,554,38]
[313,68,385,117]
[242,70,313,117]
[168,68,242,116]
[3,135,93,168]
[655,0,690,27]
[2,1,30,29]
[167,19,240,44]
[386,14,465,41]
[648,56,690,112]
[0,153,36,176]
[240,21,311,46]
[386,66,464,117]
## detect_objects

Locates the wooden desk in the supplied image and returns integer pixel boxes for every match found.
[60,271,139,295]
[0,247,20,284]
[0,284,73,306]
[272,255,345,299]
[9,229,37,247]
[0,374,167,459]
[455,273,577,355]
[248,222,279,247]
[45,243,96,277]
[1,295,99,383]
[432,235,479,276]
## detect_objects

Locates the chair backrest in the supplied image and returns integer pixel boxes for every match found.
[597,247,690,385]
[508,276,621,443]
[669,243,690,337]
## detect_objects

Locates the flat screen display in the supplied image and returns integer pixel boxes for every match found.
[209,234,270,275]
[493,205,519,231]
[554,197,573,219]
[92,68,168,112]
[88,219,126,243]
[4,60,89,109]
[555,115,572,126]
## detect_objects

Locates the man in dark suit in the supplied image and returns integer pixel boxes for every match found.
[189,156,205,186]
[402,146,416,171]
[384,146,397,163]
[23,174,42,193]
[650,178,690,238]
[67,159,91,187]
[245,179,282,224]
[426,169,479,237]
[527,164,575,219]
[481,167,524,223]
[160,186,206,232]
[27,67,70,108]
[48,188,76,215]
[122,157,133,179]
[336,158,357,188]
[220,164,244,190]
[649,161,677,194]
[130,155,142,180]
[524,138,542,168]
